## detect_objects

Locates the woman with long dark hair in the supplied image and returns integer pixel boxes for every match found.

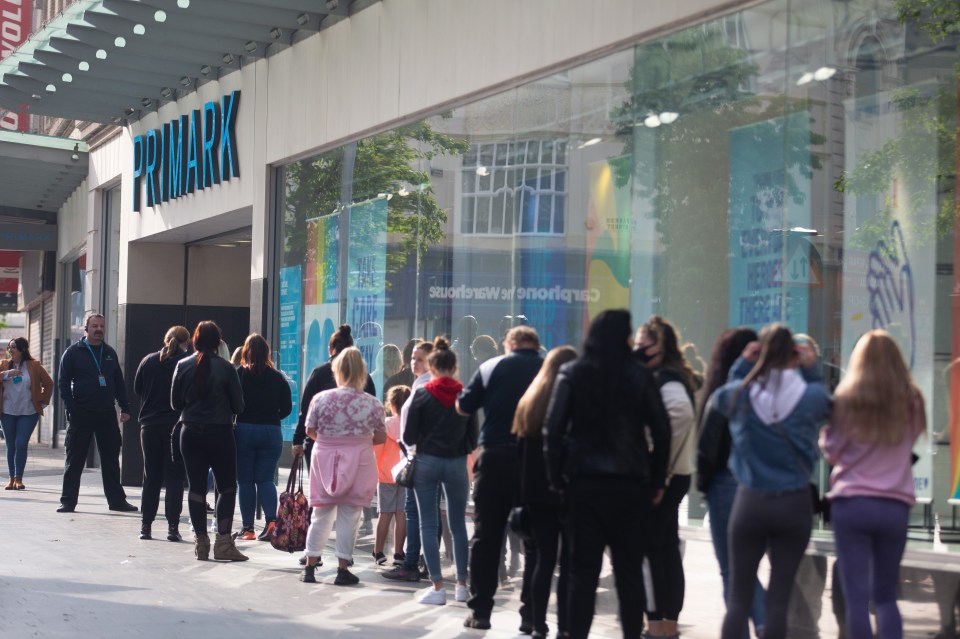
[403,337,477,605]
[1,337,53,490]
[235,333,292,541]
[544,310,671,639]
[716,324,830,639]
[821,330,925,639]
[635,316,698,638]
[171,321,246,562]
[134,326,191,541]
[696,327,765,638]
[513,345,577,638]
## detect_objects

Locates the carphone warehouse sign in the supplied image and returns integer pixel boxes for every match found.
[132,90,240,212]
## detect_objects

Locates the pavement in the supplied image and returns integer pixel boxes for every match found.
[0,440,944,638]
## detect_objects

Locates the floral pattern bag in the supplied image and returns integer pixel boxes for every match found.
[271,456,310,553]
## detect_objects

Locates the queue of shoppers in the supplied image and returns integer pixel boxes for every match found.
[9,309,927,639]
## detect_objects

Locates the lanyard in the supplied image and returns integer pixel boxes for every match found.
[83,339,104,375]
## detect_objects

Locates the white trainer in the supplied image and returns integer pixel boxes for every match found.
[417,587,447,605]
[455,584,469,602]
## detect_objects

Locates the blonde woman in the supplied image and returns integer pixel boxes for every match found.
[301,347,386,585]
[513,345,577,638]
[820,330,925,639]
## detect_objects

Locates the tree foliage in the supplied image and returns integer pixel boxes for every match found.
[283,120,468,278]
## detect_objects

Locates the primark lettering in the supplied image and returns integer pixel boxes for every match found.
[132,91,240,212]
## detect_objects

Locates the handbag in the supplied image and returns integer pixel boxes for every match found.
[392,455,416,488]
[270,456,310,553]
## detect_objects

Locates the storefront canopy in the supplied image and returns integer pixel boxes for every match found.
[0,0,361,124]
[0,130,87,217]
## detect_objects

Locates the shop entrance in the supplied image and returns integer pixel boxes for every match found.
[119,216,253,485]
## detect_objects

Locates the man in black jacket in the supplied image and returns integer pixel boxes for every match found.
[57,313,138,513]
[456,326,543,631]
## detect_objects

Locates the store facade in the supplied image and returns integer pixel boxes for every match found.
[102,0,955,508]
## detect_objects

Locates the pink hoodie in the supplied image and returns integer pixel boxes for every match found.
[310,435,378,507]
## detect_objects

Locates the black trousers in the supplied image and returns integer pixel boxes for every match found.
[180,423,237,536]
[519,503,567,636]
[60,409,127,508]
[645,473,691,621]
[140,422,185,527]
[467,446,519,619]
[565,476,650,639]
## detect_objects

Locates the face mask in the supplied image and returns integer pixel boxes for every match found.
[635,347,654,365]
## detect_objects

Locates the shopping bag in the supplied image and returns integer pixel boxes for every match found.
[271,456,310,553]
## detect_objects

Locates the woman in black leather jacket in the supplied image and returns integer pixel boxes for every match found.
[171,321,246,562]
[543,310,671,639]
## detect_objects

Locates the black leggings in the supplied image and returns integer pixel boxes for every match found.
[721,486,812,639]
[180,423,237,536]
[519,503,567,636]
[564,476,650,639]
[140,422,185,526]
[645,474,690,621]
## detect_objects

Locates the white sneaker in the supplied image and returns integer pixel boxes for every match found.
[455,584,469,602]
[417,587,447,605]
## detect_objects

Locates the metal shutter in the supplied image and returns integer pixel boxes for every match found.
[28,306,42,355]
[42,295,54,368]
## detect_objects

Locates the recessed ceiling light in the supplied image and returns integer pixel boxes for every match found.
[78,61,89,71]
[270,27,282,39]
[133,24,146,35]
[160,87,172,99]
[244,41,257,53]
[114,36,126,47]
[222,53,234,64]
[177,0,190,8]
[62,72,73,82]
[154,10,167,22]
[96,49,107,60]
[141,98,152,108]
[296,13,309,25]
[179,76,192,86]
[45,84,56,93]
[200,65,211,76]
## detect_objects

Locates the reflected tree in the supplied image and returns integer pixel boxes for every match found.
[283,120,468,277]
[835,1,958,248]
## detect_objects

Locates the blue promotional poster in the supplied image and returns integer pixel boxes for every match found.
[347,199,388,395]
[728,113,812,334]
[278,265,302,441]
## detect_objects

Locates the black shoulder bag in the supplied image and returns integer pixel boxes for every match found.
[771,420,830,522]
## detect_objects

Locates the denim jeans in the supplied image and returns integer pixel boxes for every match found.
[2,412,39,477]
[234,422,283,527]
[412,453,469,583]
[707,470,766,636]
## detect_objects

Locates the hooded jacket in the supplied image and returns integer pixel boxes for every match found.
[714,357,831,492]
[403,377,478,458]
[134,348,190,426]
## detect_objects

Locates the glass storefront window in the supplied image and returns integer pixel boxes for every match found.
[276,0,958,544]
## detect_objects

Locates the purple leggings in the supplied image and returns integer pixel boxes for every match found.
[831,496,909,639]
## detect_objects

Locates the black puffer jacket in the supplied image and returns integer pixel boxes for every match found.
[695,391,733,493]
[171,353,243,426]
[543,359,671,488]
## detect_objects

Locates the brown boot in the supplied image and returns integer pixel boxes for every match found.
[213,533,249,562]
[4,477,14,490]
[194,534,210,561]
[13,477,24,490]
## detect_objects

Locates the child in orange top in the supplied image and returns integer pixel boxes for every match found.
[373,385,411,565]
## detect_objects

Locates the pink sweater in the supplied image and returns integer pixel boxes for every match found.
[819,391,925,507]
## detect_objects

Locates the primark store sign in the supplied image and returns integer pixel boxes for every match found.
[132,91,240,212]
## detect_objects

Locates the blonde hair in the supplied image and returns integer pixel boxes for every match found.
[333,346,367,391]
[833,330,922,446]
[513,346,577,438]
